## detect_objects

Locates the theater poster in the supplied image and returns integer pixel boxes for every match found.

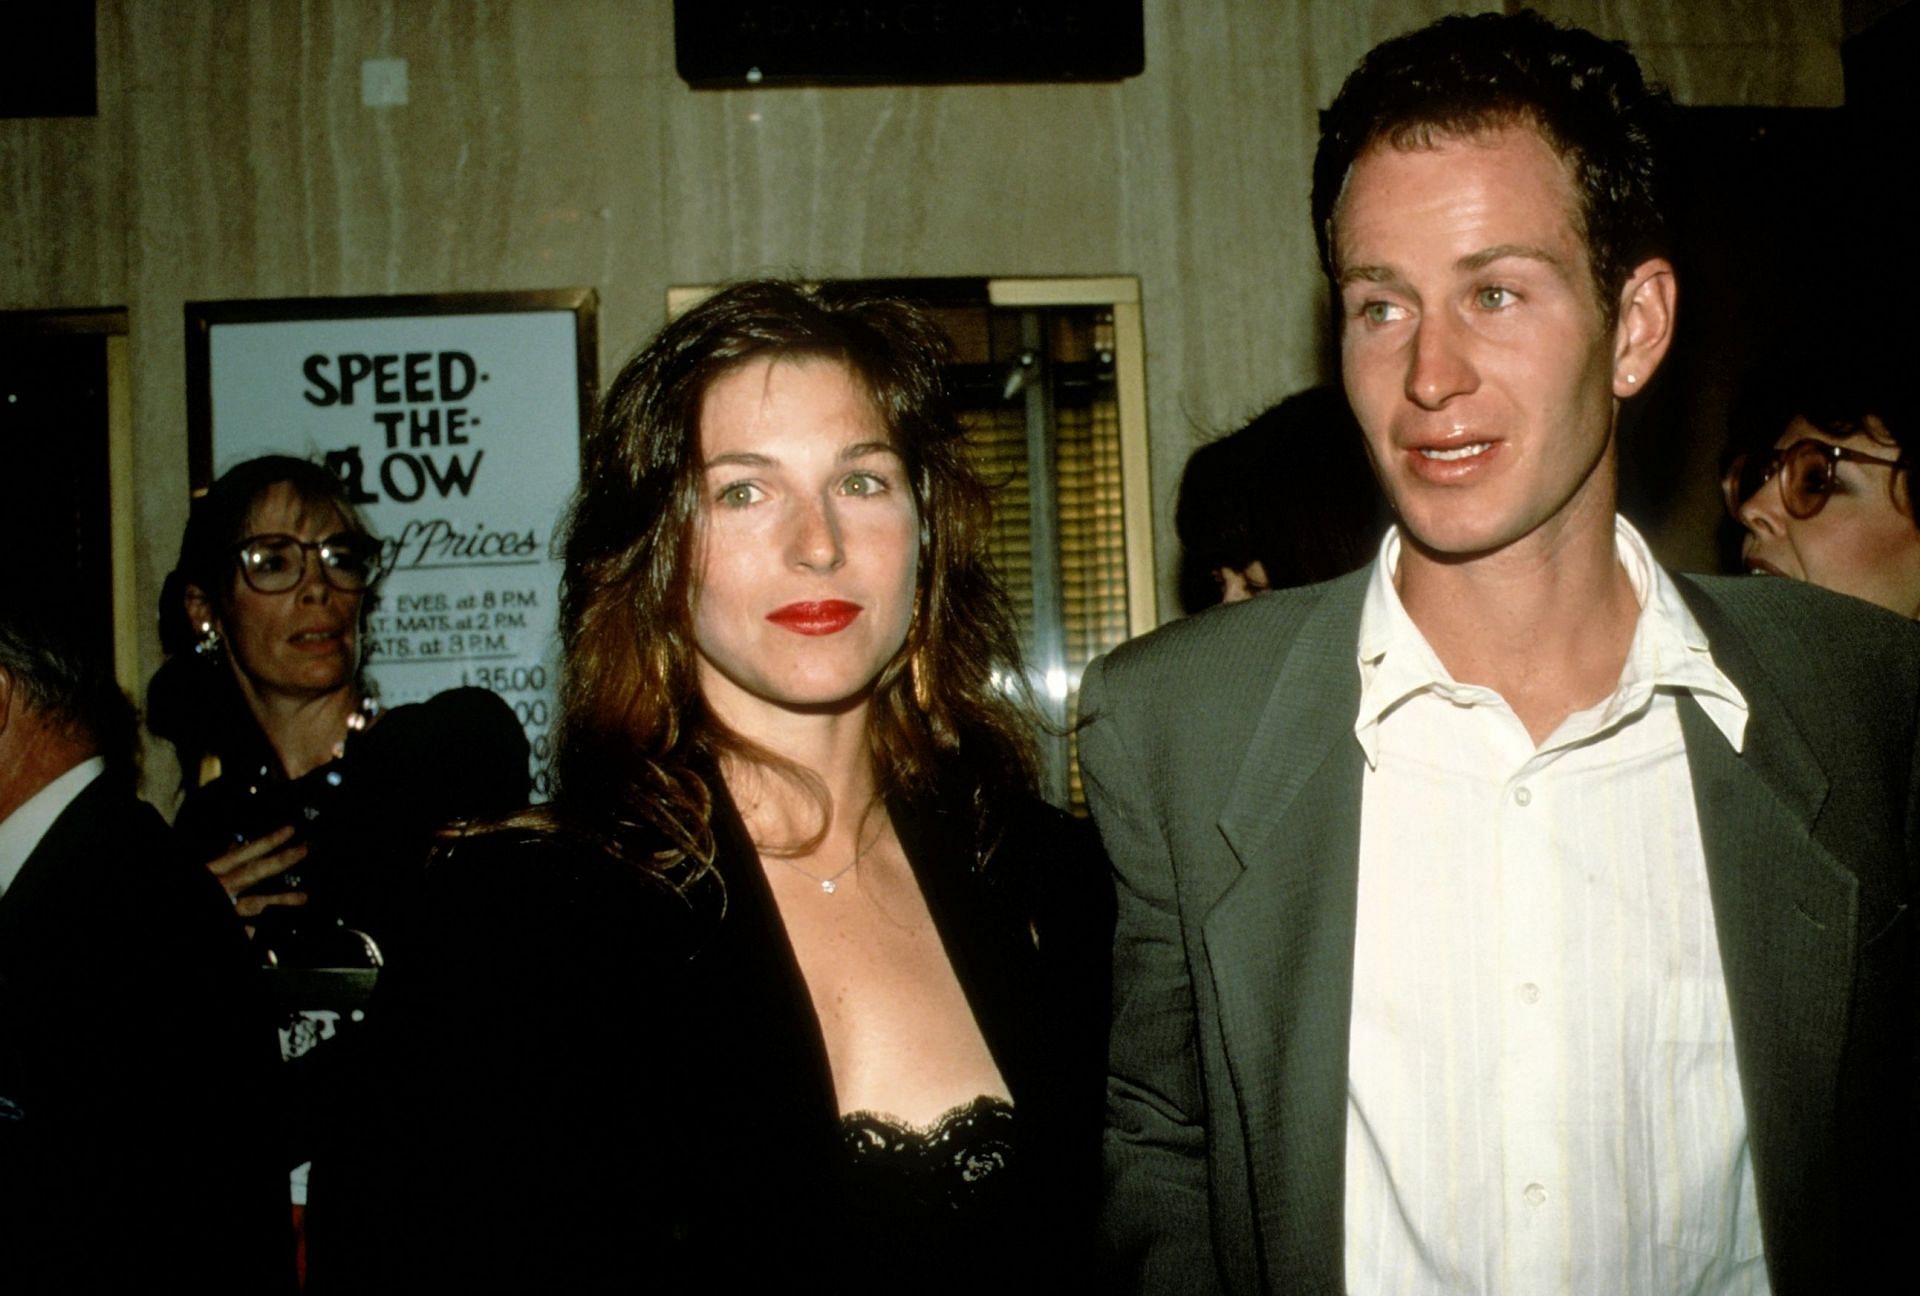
[185,289,598,799]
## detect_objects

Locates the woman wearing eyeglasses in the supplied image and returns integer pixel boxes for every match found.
[1723,344,1919,619]
[148,455,529,968]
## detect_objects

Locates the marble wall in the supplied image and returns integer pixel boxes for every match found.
[0,0,1847,690]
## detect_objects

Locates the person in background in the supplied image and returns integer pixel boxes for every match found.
[148,454,530,966]
[1174,386,1390,611]
[145,453,529,1251]
[1084,11,1917,1293]
[1723,334,1919,617]
[312,280,1111,1293]
[0,603,291,1294]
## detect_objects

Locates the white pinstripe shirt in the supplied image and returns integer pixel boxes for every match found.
[1343,519,1769,1294]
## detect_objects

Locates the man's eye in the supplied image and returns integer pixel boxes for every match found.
[1475,286,1517,310]
[1359,301,1405,325]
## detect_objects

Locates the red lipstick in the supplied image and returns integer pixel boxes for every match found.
[766,600,862,636]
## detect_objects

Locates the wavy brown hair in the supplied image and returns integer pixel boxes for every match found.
[543,279,1039,883]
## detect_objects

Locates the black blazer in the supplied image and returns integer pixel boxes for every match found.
[312,774,1112,1293]
[0,773,293,1294]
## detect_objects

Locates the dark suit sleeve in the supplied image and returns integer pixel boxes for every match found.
[307,833,687,1295]
[0,786,293,1294]
[1078,654,1218,1289]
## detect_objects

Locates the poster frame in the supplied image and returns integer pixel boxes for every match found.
[184,287,598,492]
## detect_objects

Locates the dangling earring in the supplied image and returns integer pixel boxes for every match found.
[194,622,222,659]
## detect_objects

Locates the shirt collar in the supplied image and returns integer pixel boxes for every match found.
[0,757,106,899]
[1354,517,1748,766]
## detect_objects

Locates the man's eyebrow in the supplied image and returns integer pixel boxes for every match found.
[1457,243,1567,274]
[1336,264,1405,290]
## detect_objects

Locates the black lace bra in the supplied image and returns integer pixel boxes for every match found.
[829,1094,1023,1290]
[838,1093,1018,1212]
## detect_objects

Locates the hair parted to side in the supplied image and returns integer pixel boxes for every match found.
[147,454,381,791]
[1311,8,1674,325]
[546,278,1039,882]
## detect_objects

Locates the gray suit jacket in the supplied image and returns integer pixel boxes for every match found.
[1081,566,1919,1295]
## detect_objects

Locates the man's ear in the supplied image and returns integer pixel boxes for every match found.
[0,664,15,738]
[1612,257,1677,398]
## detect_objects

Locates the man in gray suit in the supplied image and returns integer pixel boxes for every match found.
[1083,12,1917,1294]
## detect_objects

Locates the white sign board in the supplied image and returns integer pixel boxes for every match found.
[188,291,597,800]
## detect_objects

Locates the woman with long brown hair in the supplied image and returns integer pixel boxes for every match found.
[315,280,1111,1292]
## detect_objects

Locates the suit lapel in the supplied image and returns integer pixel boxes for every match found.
[1674,586,1857,1234]
[1206,576,1368,1289]
[889,791,1036,1104]
[699,782,844,1138]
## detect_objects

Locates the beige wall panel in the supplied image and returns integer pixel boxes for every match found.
[123,0,656,299]
[0,1,127,310]
[1534,0,1843,105]
[660,81,1128,279]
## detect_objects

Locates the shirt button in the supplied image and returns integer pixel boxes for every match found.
[1519,982,1540,1004]
[1523,1183,1547,1207]
[1513,786,1532,807]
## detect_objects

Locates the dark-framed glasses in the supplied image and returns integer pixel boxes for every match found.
[1721,437,1904,521]
[236,533,377,594]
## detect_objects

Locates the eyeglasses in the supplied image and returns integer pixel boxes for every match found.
[235,533,377,594]
[1721,437,1904,521]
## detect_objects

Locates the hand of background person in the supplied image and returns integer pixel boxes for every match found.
[205,825,310,921]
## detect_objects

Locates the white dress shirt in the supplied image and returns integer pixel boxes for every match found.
[0,756,105,900]
[1343,518,1769,1294]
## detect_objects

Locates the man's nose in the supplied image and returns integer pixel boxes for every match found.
[1404,313,1479,410]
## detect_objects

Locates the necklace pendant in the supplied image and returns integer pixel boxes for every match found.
[821,878,838,895]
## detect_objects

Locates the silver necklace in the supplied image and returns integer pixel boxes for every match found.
[769,814,876,896]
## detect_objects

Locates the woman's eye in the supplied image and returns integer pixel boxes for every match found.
[1475,286,1516,310]
[716,482,761,507]
[840,472,888,497]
